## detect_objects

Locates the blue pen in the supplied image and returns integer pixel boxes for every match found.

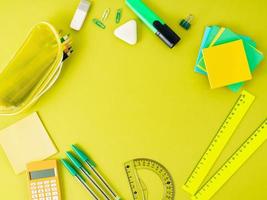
[72,145,121,200]
[61,159,100,200]
[66,152,111,200]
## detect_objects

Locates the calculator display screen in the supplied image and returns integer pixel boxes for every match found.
[30,169,55,180]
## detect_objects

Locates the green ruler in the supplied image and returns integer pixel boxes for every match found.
[124,158,175,200]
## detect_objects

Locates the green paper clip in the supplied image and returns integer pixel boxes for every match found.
[92,18,106,29]
[116,8,122,23]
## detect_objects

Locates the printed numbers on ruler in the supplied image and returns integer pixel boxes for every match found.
[192,119,267,200]
[183,90,255,195]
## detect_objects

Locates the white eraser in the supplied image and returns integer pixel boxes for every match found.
[70,0,91,31]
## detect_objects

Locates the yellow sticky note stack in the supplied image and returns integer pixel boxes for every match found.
[202,40,252,89]
[0,113,57,174]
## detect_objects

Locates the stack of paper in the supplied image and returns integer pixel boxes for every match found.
[194,26,264,91]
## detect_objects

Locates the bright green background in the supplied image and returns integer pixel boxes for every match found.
[0,0,267,199]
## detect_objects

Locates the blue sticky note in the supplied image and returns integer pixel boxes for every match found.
[194,26,221,74]
[194,27,212,74]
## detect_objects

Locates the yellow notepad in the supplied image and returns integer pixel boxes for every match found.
[0,113,57,174]
[202,40,252,89]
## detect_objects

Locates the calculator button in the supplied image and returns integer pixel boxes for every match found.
[51,183,56,187]
[44,184,50,188]
[31,186,37,190]
[31,190,37,194]
[52,192,58,196]
[52,197,58,200]
[51,187,57,191]
[46,197,52,200]
[39,198,45,200]
[31,183,36,186]
[38,185,44,189]
[45,193,51,197]
[50,180,56,183]
[38,189,44,193]
[39,194,45,197]
[37,182,43,185]
[44,180,49,184]
[32,194,38,198]
[45,188,51,192]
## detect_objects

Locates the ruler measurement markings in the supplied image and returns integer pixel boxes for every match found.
[183,91,255,195]
[192,119,267,200]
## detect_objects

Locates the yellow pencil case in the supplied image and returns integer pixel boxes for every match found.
[0,22,64,115]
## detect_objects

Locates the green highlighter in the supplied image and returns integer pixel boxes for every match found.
[126,0,180,48]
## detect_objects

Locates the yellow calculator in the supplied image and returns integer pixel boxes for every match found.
[27,160,62,200]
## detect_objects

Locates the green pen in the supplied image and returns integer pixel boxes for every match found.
[66,152,111,200]
[72,145,121,200]
[61,159,100,200]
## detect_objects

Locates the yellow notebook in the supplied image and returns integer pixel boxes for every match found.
[202,40,252,89]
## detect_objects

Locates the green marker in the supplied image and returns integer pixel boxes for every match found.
[61,159,99,200]
[66,152,111,200]
[125,0,180,48]
[72,145,121,200]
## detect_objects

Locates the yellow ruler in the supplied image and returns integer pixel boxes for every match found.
[192,119,267,200]
[183,90,255,195]
[124,158,175,200]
